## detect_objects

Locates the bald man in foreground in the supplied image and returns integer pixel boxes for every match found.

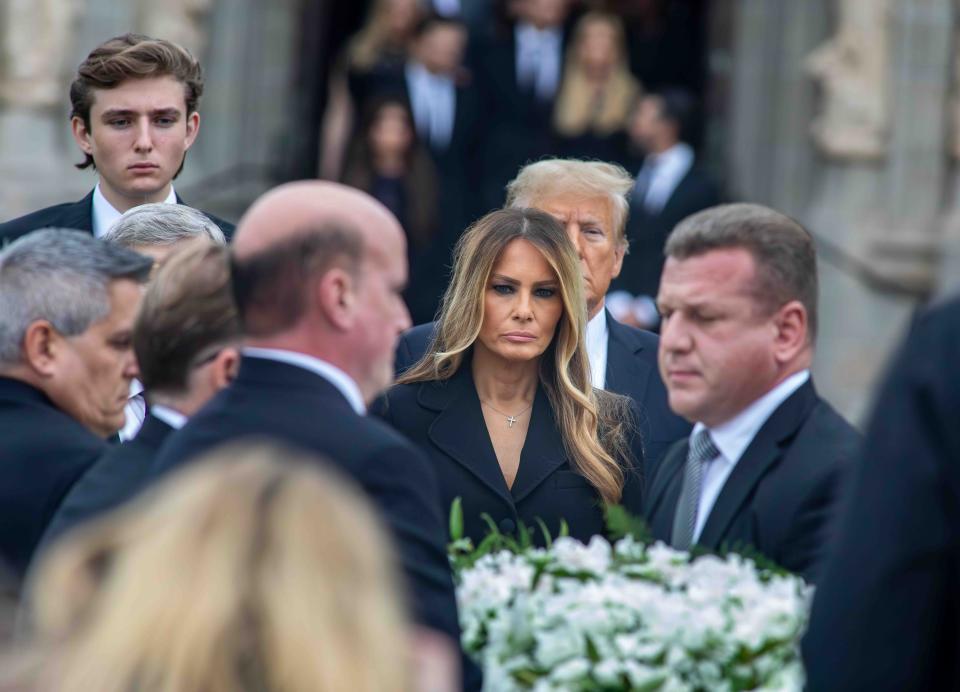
[150,182,467,687]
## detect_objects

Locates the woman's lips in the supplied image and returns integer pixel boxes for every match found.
[503,332,537,343]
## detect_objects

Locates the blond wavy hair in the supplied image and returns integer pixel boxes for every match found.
[399,208,633,503]
[12,443,411,692]
[553,13,641,138]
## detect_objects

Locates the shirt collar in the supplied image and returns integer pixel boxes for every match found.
[241,347,366,415]
[92,183,177,239]
[515,21,562,46]
[645,141,693,174]
[585,309,608,357]
[694,370,811,465]
[150,404,188,430]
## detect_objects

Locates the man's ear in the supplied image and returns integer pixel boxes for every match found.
[316,267,356,331]
[184,111,200,150]
[610,240,626,280]
[772,300,808,364]
[21,321,61,377]
[70,116,94,156]
[210,346,240,390]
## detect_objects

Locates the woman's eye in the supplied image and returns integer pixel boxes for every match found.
[492,284,514,295]
[534,287,556,298]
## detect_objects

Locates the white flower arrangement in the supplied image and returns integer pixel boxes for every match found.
[449,507,811,691]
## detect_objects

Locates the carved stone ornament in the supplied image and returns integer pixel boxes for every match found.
[806,0,890,160]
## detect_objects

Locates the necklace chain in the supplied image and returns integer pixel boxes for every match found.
[480,399,533,428]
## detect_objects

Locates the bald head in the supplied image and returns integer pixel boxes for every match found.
[234,181,404,260]
[231,181,413,401]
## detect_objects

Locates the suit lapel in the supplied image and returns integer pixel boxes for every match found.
[510,386,568,503]
[64,191,95,233]
[423,368,514,506]
[604,311,652,400]
[697,381,819,548]
[644,439,687,539]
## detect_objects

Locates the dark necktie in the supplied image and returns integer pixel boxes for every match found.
[670,429,720,550]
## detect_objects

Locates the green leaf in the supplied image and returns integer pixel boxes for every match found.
[603,504,651,542]
[535,517,553,548]
[449,496,464,541]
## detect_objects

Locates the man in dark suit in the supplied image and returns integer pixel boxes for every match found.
[0,229,152,578]
[610,89,720,328]
[0,33,233,243]
[151,181,466,687]
[644,203,859,582]
[469,0,570,213]
[396,158,691,480]
[802,297,960,690]
[41,242,240,548]
[369,13,480,321]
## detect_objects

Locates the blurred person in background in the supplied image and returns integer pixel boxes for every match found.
[0,231,151,580]
[39,241,240,551]
[321,0,426,179]
[609,88,719,329]
[471,0,572,212]
[342,97,441,324]
[0,34,233,242]
[103,203,228,441]
[8,444,443,692]
[552,12,641,162]
[377,207,643,544]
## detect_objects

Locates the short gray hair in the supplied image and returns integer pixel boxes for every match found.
[102,203,227,249]
[665,203,819,339]
[0,229,153,366]
[505,159,634,248]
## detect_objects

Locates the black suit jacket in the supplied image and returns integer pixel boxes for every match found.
[644,380,859,582]
[614,166,720,298]
[373,364,644,545]
[394,312,691,480]
[150,355,461,645]
[0,377,105,578]
[40,413,174,550]
[469,27,565,213]
[803,298,960,690]
[0,190,236,243]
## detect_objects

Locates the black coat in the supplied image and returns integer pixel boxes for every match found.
[0,377,105,578]
[0,190,236,243]
[373,364,644,545]
[40,413,174,550]
[394,312,691,480]
[614,167,720,298]
[803,298,960,690]
[150,355,461,646]
[643,380,859,582]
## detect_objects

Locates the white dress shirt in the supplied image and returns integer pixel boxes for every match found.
[585,309,609,390]
[405,61,456,150]
[634,142,694,215]
[92,183,177,238]
[150,404,188,430]
[242,347,366,415]
[119,379,146,442]
[514,22,562,102]
[691,370,811,541]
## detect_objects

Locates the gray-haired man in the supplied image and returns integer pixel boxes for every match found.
[103,202,227,440]
[0,229,152,579]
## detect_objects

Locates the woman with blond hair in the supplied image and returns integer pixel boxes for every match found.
[552,12,642,162]
[6,444,426,692]
[375,207,643,544]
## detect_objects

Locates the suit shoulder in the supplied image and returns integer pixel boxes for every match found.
[610,319,660,350]
[785,398,862,479]
[0,202,86,242]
